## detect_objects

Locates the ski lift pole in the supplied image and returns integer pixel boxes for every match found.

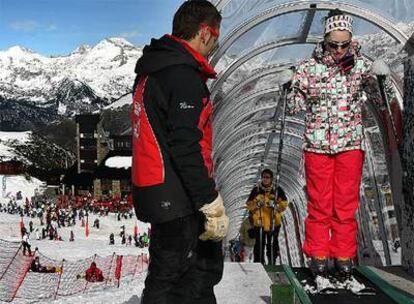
[270,70,292,265]
[372,60,399,145]
[258,205,264,264]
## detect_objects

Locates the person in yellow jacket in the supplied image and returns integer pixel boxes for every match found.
[245,169,288,264]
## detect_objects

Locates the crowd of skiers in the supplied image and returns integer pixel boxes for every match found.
[0,191,142,259]
[108,226,150,248]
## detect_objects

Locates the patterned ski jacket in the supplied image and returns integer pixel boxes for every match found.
[287,41,389,154]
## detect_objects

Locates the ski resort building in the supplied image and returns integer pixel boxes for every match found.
[62,114,132,198]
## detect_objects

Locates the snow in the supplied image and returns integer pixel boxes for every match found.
[105,157,131,169]
[0,212,149,260]
[0,175,45,204]
[0,131,31,143]
[0,212,149,304]
[0,131,32,162]
[0,37,142,106]
[104,93,132,110]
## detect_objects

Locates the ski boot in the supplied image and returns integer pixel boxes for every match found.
[334,257,353,282]
[308,257,336,294]
[310,256,328,278]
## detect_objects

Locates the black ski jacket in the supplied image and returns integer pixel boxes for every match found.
[131,35,218,224]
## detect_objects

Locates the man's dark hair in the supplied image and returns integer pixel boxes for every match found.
[261,169,274,178]
[172,0,221,40]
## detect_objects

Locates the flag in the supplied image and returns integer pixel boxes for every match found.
[134,221,138,238]
[115,255,123,287]
[85,216,89,238]
[19,216,24,237]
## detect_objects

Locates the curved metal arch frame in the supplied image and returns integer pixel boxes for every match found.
[211,36,321,97]
[214,64,293,127]
[210,0,411,67]
[214,72,282,118]
[219,151,305,189]
[214,121,304,163]
[218,150,307,205]
[218,146,304,187]
[214,89,280,139]
[215,128,304,171]
[215,131,303,175]
[215,98,278,137]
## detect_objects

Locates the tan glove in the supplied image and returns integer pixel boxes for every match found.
[199,194,229,242]
[199,194,224,217]
[199,213,229,242]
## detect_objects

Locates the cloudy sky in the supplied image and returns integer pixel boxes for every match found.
[0,0,183,55]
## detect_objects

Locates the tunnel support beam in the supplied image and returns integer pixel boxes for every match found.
[401,55,414,275]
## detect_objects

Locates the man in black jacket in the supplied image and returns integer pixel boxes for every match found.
[131,1,229,303]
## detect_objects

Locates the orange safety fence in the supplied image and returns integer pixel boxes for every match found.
[0,239,149,302]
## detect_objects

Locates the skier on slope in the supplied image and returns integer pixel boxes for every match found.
[77,262,104,282]
[287,9,393,282]
[85,262,104,282]
[22,230,32,256]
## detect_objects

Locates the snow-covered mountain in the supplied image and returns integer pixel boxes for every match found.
[0,38,142,119]
[0,131,75,173]
[357,22,414,77]
[362,0,414,22]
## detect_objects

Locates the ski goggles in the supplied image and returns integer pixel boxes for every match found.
[326,40,351,50]
[200,22,219,39]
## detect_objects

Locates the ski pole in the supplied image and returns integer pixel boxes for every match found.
[258,205,264,264]
[371,60,399,145]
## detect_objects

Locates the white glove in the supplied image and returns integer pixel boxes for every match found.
[199,194,229,242]
[199,214,229,242]
[199,194,224,218]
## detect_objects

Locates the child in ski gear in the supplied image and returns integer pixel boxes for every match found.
[22,231,32,256]
[84,262,104,282]
[35,228,40,240]
[288,9,391,279]
[245,169,288,264]
[30,257,60,273]
[131,1,228,303]
[69,230,74,242]
[93,218,100,229]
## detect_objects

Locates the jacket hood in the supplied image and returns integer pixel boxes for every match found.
[134,35,216,79]
[312,40,362,66]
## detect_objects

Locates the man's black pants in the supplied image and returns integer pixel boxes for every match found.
[141,213,224,304]
[22,242,32,256]
[253,226,281,264]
